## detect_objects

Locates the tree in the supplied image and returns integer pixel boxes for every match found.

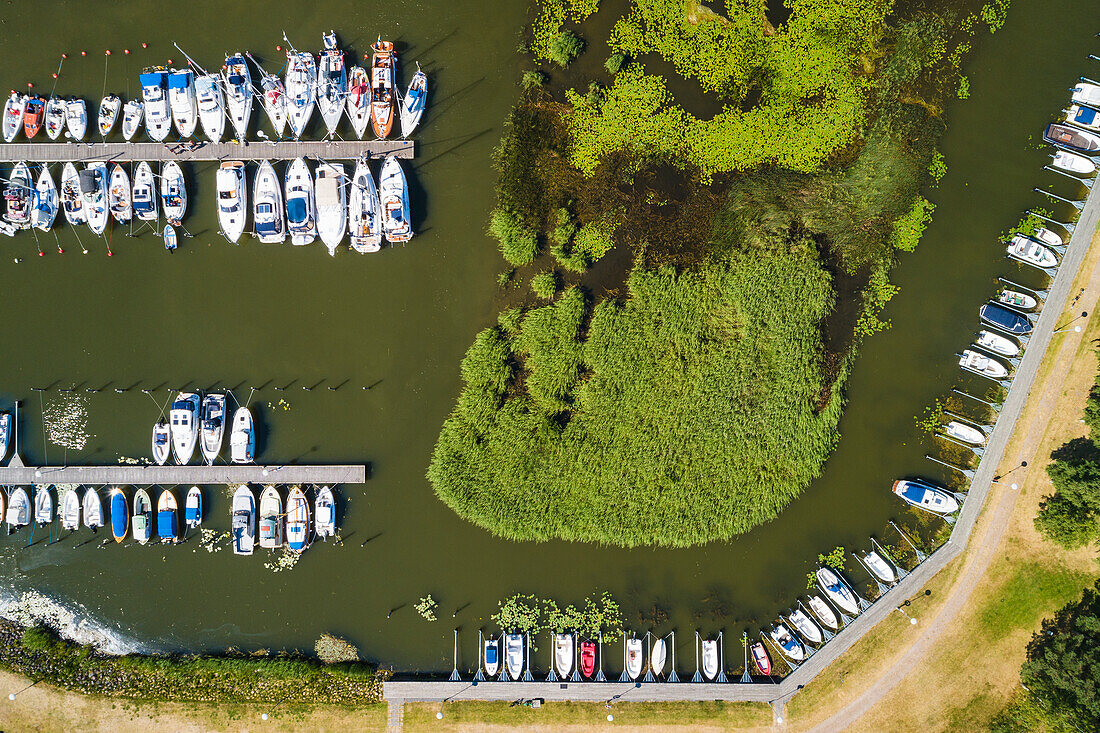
[1035,442,1100,548]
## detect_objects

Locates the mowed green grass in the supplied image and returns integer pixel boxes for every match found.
[403,700,772,730]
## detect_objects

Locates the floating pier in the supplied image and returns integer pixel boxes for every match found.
[0,455,364,485]
[0,139,413,163]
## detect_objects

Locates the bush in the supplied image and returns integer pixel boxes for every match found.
[605,52,627,75]
[551,208,577,247]
[21,626,57,653]
[531,271,559,300]
[488,208,539,266]
[548,30,585,68]
[521,70,546,90]
[573,218,618,263]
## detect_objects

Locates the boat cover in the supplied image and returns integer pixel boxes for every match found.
[260,518,277,540]
[139,72,165,87]
[111,493,127,532]
[185,503,200,522]
[157,510,176,538]
[287,197,307,223]
[485,645,498,665]
[1075,107,1098,126]
[317,504,333,525]
[133,514,148,534]
[168,72,191,89]
[78,169,98,193]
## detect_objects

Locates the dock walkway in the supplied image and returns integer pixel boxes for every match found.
[0,455,365,485]
[0,139,413,163]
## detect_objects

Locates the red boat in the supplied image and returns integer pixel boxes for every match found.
[580,640,596,679]
[22,96,44,139]
[751,642,772,676]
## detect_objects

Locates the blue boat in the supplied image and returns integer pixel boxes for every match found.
[979,303,1031,335]
[163,223,177,252]
[185,486,203,528]
[892,479,959,515]
[109,487,128,543]
[157,489,178,543]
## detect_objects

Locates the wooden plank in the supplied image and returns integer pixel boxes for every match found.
[0,139,413,162]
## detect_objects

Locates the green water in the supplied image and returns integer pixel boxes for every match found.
[0,0,1093,674]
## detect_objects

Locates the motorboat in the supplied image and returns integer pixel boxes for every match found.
[286,486,311,552]
[349,157,382,253]
[891,478,960,514]
[863,551,896,583]
[554,633,574,679]
[315,161,346,255]
[807,596,839,630]
[167,68,197,138]
[1044,123,1100,153]
[230,407,255,463]
[1007,234,1057,269]
[285,49,316,139]
[23,96,44,139]
[248,52,287,137]
[60,162,86,227]
[0,411,9,462]
[1034,227,1063,248]
[787,609,823,645]
[317,32,346,136]
[157,489,178,543]
[151,419,172,465]
[33,165,58,233]
[109,487,128,542]
[6,487,28,532]
[33,487,51,526]
[977,330,1019,357]
[2,92,24,141]
[399,63,427,138]
[222,54,252,139]
[216,161,247,243]
[1052,149,1096,175]
[253,160,285,243]
[997,289,1036,310]
[185,486,202,528]
[945,420,986,445]
[169,391,200,465]
[314,485,336,539]
[650,637,667,677]
[132,161,157,221]
[346,65,370,138]
[980,302,1032,335]
[97,94,120,137]
[195,73,226,142]
[505,633,524,680]
[108,164,131,224]
[1071,82,1100,108]
[132,487,152,545]
[370,38,396,138]
[5,162,32,229]
[625,636,644,679]
[121,99,144,140]
[45,97,66,139]
[284,157,316,246]
[140,67,172,141]
[231,484,256,555]
[484,636,500,678]
[79,163,109,235]
[160,160,187,225]
[65,98,87,140]
[816,567,859,615]
[380,155,412,243]
[580,640,596,679]
[199,392,227,464]
[164,222,178,252]
[82,487,103,532]
[769,625,805,663]
[751,642,771,675]
[259,485,284,549]
[1066,104,1100,133]
[701,638,719,681]
[61,488,80,531]
[959,349,1009,379]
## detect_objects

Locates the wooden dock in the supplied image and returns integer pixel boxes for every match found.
[0,139,413,163]
[0,455,365,485]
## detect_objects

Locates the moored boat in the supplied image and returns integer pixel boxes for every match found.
[5,162,32,229]
[787,609,823,645]
[1044,123,1100,153]
[230,407,255,463]
[259,485,284,550]
[751,641,772,675]
[399,63,427,138]
[315,161,346,255]
[816,567,859,615]
[140,67,172,141]
[132,161,157,221]
[253,160,285,243]
[1034,227,1063,248]
[316,32,346,136]
[980,302,1032,335]
[0,412,9,462]
[108,164,132,224]
[769,624,805,662]
[554,633,574,679]
[121,99,144,140]
[97,95,120,137]
[976,329,1019,357]
[164,222,177,252]
[195,73,226,143]
[349,157,382,253]
[216,161,247,243]
[248,52,287,137]
[160,160,187,226]
[45,96,66,140]
[314,485,336,539]
[78,163,109,235]
[484,636,500,678]
[863,550,896,583]
[701,638,719,681]
[33,165,58,233]
[370,38,396,138]
[959,349,1009,379]
[1071,82,1100,107]
[185,486,203,528]
[109,487,128,542]
[580,640,596,679]
[346,65,370,138]
[286,486,311,552]
[505,633,524,680]
[626,637,644,680]
[891,478,960,514]
[65,98,87,140]
[1007,234,1057,269]
[167,68,197,138]
[61,488,81,531]
[132,487,152,545]
[284,157,316,246]
[231,484,256,555]
[83,487,103,531]
[285,49,316,139]
[1066,104,1100,133]
[1052,149,1096,175]
[199,392,227,464]
[997,289,1036,310]
[157,489,178,543]
[6,487,29,533]
[169,392,200,465]
[807,596,839,630]
[2,92,25,141]
[945,420,986,445]
[380,155,412,244]
[223,53,253,139]
[60,162,86,227]
[650,637,667,677]
[23,96,44,139]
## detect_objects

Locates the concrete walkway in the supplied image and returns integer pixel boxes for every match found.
[0,139,413,162]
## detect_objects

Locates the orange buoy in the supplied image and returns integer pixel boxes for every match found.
[81,50,87,56]
[124,49,130,55]
[276,45,281,51]
[142,42,148,48]
[38,251,44,257]
[52,74,57,79]
[61,53,68,59]
[105,49,111,56]
[26,83,33,88]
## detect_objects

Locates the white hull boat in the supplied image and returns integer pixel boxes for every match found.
[960,349,1008,379]
[1071,82,1100,108]
[199,392,227,464]
[259,485,284,549]
[286,486,311,552]
[195,73,226,142]
[554,633,574,679]
[346,66,370,138]
[863,551,897,584]
[769,624,805,662]
[315,161,346,254]
[185,486,202,528]
[5,162,32,229]
[61,488,81,531]
[230,407,255,463]
[33,165,58,233]
[817,567,859,615]
[65,98,87,140]
[151,419,170,465]
[161,160,187,225]
[484,637,500,678]
[3,93,25,142]
[399,63,427,138]
[79,163,109,235]
[349,158,382,253]
[6,487,29,531]
[168,68,198,138]
[132,488,152,544]
[1034,227,1063,248]
[976,330,1019,357]
[285,157,316,246]
[223,54,253,139]
[170,391,200,465]
[370,39,395,138]
[650,638,667,677]
[140,67,172,141]
[808,596,839,630]
[253,160,285,243]
[157,489,178,543]
[945,420,986,445]
[60,162,86,227]
[132,161,157,221]
[505,633,524,681]
[285,50,316,139]
[314,485,336,539]
[998,289,1036,310]
[317,32,346,136]
[787,609,823,645]
[380,155,412,243]
[1066,104,1100,133]
[892,479,960,514]
[98,95,120,137]
[0,412,10,462]
[248,53,287,137]
[701,639,719,681]
[1053,149,1097,175]
[33,486,52,525]
[108,164,132,224]
[82,487,103,531]
[45,96,66,140]
[231,485,255,555]
[121,99,144,140]
[216,161,247,243]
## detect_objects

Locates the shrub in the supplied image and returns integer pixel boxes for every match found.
[605,52,627,75]
[573,218,618,263]
[548,30,585,68]
[21,625,57,654]
[531,271,559,300]
[551,208,577,248]
[488,208,539,266]
[521,70,546,90]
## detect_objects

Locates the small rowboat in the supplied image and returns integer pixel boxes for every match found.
[701,638,719,681]
[6,487,29,532]
[34,485,53,525]
[505,633,524,681]
[185,486,203,528]
[45,97,66,139]
[751,642,771,675]
[650,637,667,677]
[259,485,284,549]
[83,487,103,531]
[484,636,500,678]
[0,412,9,462]
[151,420,170,464]
[1044,122,1100,153]
[98,95,121,137]
[580,640,596,679]
[61,488,81,531]
[163,223,177,251]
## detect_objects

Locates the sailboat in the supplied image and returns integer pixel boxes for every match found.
[231,485,256,556]
[79,163,109,235]
[132,488,152,544]
[315,32,346,136]
[346,65,371,138]
[223,53,253,139]
[132,161,157,221]
[169,391,200,465]
[370,39,395,138]
[195,73,226,142]
[61,488,81,531]
[554,633,574,679]
[349,158,382,253]
[82,487,103,532]
[199,392,227,464]
[284,47,316,139]
[65,98,87,140]
[140,67,172,141]
[230,407,255,463]
[109,487,128,542]
[45,97,66,139]
[286,486,311,553]
[817,567,859,615]
[284,157,316,246]
[247,53,287,137]
[2,92,25,141]
[23,96,44,139]
[33,165,58,233]
[157,489,178,543]
[108,164,132,224]
[5,162,32,229]
[60,162,86,227]
[120,99,144,140]
[253,160,285,243]
[216,161,247,243]
[185,486,203,528]
[6,487,29,533]
[379,156,412,243]
[160,160,187,226]
[315,161,346,255]
[167,68,198,138]
[259,485,283,549]
[399,63,427,138]
[314,485,336,539]
[97,95,120,137]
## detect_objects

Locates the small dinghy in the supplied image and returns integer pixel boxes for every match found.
[1072,82,1100,108]
[121,99,144,140]
[284,157,316,246]
[1066,104,1100,133]
[1044,123,1100,153]
[626,637,644,680]
[787,609,823,645]
[808,596,839,630]
[216,161,247,243]
[61,488,81,531]
[959,349,1009,379]
[108,164,132,224]
[980,302,1032,335]
[314,485,336,539]
[169,392,200,465]
[892,478,960,514]
[1007,235,1058,269]
[1034,227,1063,248]
[380,155,412,244]
[199,392,227,464]
[223,53,253,139]
[998,289,1036,310]
[3,93,25,141]
[109,487,128,542]
[650,637,667,677]
[399,63,427,138]
[163,223,178,252]
[79,163,109,235]
[505,633,525,681]
[751,642,772,675]
[23,96,44,139]
[817,567,859,615]
[977,330,1019,357]
[945,420,986,445]
[248,53,287,137]
[554,633,574,679]
[231,484,256,556]
[317,32,346,136]
[82,487,103,532]
[97,95,120,137]
[701,638,719,681]
[140,67,172,141]
[1052,148,1096,175]
[315,161,346,255]
[157,489,178,543]
[863,550,896,583]
[230,407,255,463]
[65,98,87,140]
[132,161,157,221]
[195,73,226,143]
[185,486,202,528]
[285,49,317,139]
[258,485,284,550]
[60,162,86,227]
[33,165,58,233]
[484,636,500,678]
[253,160,285,243]
[45,96,66,140]
[346,65,371,138]
[160,160,187,226]
[349,157,382,253]
[132,487,152,545]
[167,68,198,138]
[769,624,805,663]
[286,486,311,552]
[0,411,9,462]
[370,39,396,139]
[580,640,596,679]
[6,487,29,533]
[5,162,32,229]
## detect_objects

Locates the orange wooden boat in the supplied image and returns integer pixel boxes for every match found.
[370,38,395,139]
[22,96,44,139]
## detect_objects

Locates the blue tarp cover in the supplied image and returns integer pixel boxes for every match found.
[139,72,164,87]
[168,72,190,89]
[157,510,176,538]
[111,494,127,537]
[1076,107,1098,126]
[287,197,307,222]
[185,504,200,521]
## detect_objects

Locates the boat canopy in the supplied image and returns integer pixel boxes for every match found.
[260,518,278,540]
[1075,107,1098,126]
[78,169,98,192]
[185,504,201,522]
[287,196,307,223]
[168,71,191,88]
[316,175,339,206]
[157,510,176,538]
[899,481,932,503]
[317,504,333,525]
[139,72,165,87]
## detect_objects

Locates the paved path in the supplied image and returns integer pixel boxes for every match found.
[384,680,777,704]
[0,455,365,485]
[0,139,413,162]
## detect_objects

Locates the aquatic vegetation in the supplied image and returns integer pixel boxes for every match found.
[492,592,623,637]
[263,546,301,573]
[548,30,585,68]
[530,270,559,300]
[196,529,229,553]
[314,633,360,664]
[42,393,93,450]
[414,595,438,622]
[489,207,539,265]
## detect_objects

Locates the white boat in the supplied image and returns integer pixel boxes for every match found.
[1034,227,1063,248]
[65,98,87,140]
[223,53,253,139]
[959,349,1008,379]
[108,164,131,224]
[314,485,336,539]
[379,155,412,244]
[5,162,32,229]
[346,66,370,138]
[185,486,202,528]
[167,68,197,138]
[370,39,396,138]
[284,157,316,246]
[1052,149,1097,175]
[120,99,144,141]
[6,487,29,531]
[650,637,667,677]
[157,489,178,543]
[349,158,382,253]
[151,419,170,465]
[315,161,346,255]
[701,638,719,681]
[787,609,823,645]
[977,330,1019,357]
[132,161,157,222]
[554,633,574,679]
[164,223,178,251]
[285,49,316,139]
[216,161,247,243]
[892,479,960,514]
[505,633,524,680]
[140,68,172,141]
[199,392,227,464]
[248,53,287,137]
[169,392,200,465]
[60,162,86,226]
[97,95,121,137]
[1066,104,1100,133]
[78,163,109,235]
[0,411,10,462]
[61,488,80,531]
[2,93,25,141]
[286,486,310,553]
[816,567,859,615]
[998,289,1037,310]
[316,32,346,136]
[230,407,255,463]
[45,97,66,140]
[1071,82,1100,108]
[258,485,284,549]
[484,636,500,678]
[1007,235,1057,268]
[945,420,986,445]
[807,596,839,630]
[626,637,644,680]
[253,161,285,243]
[160,160,187,225]
[132,488,152,545]
[231,485,255,555]
[195,73,226,142]
[399,63,427,138]
[863,551,897,583]
[33,165,58,233]
[82,487,103,531]
[769,625,805,662]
